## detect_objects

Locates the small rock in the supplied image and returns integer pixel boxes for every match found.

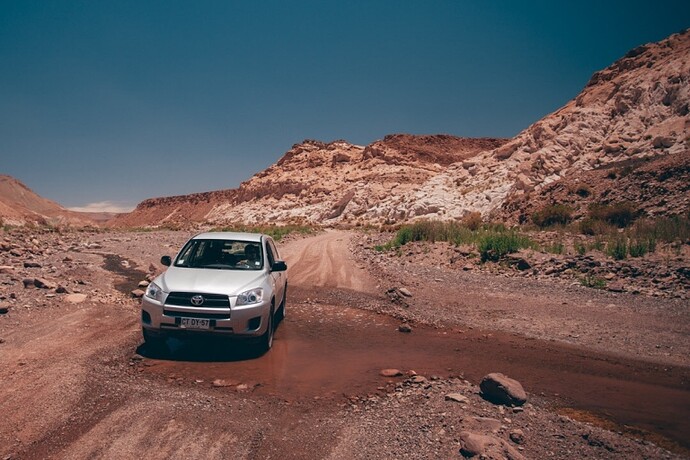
[0,306,9,314]
[212,379,238,387]
[398,287,412,297]
[607,281,625,293]
[480,373,527,406]
[380,369,403,377]
[410,375,427,384]
[398,324,412,333]
[22,278,35,288]
[23,262,42,268]
[458,431,489,458]
[509,429,525,445]
[445,393,469,404]
[131,289,145,298]
[64,293,87,304]
[0,266,15,274]
[138,280,150,288]
[652,136,674,149]
[55,285,68,294]
[34,278,57,290]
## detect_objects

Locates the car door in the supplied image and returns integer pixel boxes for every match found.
[265,238,285,305]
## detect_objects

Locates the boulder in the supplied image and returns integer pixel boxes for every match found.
[480,373,527,406]
[445,393,469,404]
[458,431,525,459]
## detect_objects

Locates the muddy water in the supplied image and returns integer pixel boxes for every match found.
[134,288,690,452]
[102,254,147,295]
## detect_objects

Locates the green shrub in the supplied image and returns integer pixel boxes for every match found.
[588,238,605,252]
[532,204,573,228]
[628,238,654,257]
[479,232,532,262]
[579,218,615,236]
[589,202,637,228]
[461,212,483,231]
[606,236,628,260]
[544,242,565,254]
[631,215,690,244]
[580,274,607,289]
[574,241,587,255]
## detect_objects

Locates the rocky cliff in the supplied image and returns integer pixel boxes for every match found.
[394,29,690,223]
[114,135,506,227]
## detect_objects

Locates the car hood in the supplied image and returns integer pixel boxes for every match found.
[158,266,266,296]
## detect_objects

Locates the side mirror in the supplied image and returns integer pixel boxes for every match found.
[161,255,171,266]
[271,261,287,272]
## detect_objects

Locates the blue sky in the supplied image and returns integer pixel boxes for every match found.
[1,1,688,211]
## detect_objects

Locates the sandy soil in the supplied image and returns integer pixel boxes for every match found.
[0,229,687,459]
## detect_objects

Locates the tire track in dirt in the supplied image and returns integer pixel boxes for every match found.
[279,230,375,293]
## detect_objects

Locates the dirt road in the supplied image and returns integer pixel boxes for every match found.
[0,229,688,459]
[279,230,375,292]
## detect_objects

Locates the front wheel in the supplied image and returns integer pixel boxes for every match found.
[276,285,287,323]
[143,328,168,354]
[257,307,274,354]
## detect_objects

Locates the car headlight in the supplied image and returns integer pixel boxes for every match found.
[145,282,165,302]
[236,288,263,306]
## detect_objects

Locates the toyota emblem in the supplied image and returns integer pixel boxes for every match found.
[190,295,204,306]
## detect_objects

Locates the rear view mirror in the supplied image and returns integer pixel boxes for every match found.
[161,255,171,266]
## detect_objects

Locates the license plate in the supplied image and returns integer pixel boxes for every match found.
[180,318,211,330]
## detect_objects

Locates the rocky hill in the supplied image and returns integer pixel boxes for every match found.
[399,29,690,223]
[0,175,106,227]
[113,135,506,227]
[115,29,689,228]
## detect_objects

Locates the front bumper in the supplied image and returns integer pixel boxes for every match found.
[141,294,270,338]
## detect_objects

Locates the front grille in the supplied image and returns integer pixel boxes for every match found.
[163,310,230,320]
[166,292,230,308]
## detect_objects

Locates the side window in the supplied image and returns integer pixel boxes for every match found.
[265,241,276,266]
[268,240,281,261]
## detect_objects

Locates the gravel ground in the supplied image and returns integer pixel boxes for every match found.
[0,228,687,459]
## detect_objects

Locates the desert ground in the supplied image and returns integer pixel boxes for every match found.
[0,228,688,459]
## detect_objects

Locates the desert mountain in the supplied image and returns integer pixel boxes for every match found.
[112,135,507,227]
[0,175,110,226]
[116,29,689,228]
[398,29,690,223]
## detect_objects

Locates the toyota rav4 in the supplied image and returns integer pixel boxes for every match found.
[141,232,288,353]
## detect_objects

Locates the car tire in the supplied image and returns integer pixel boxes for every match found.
[143,328,168,355]
[276,285,287,323]
[258,306,274,353]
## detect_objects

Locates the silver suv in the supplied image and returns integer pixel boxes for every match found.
[141,232,288,353]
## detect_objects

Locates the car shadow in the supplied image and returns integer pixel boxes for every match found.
[136,336,267,362]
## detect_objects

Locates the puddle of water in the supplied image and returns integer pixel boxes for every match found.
[102,254,147,295]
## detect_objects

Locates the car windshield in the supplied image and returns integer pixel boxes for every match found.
[174,239,263,270]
